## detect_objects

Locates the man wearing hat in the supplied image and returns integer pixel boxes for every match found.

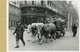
[13,22,25,48]
[72,23,77,37]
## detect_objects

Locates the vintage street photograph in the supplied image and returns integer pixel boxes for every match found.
[8,0,79,51]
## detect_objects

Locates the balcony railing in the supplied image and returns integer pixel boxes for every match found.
[22,13,44,16]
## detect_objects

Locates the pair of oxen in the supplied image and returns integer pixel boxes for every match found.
[27,23,65,44]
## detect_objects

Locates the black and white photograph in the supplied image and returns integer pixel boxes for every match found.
[7,0,79,51]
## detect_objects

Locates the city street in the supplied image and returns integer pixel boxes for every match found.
[8,28,79,51]
[8,0,79,51]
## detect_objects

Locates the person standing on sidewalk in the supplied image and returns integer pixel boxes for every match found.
[13,22,25,48]
[72,23,77,37]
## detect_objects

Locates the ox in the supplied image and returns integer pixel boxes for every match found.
[27,23,44,43]
[37,23,57,44]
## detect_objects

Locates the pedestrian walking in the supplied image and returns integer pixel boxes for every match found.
[13,22,25,48]
[72,23,77,37]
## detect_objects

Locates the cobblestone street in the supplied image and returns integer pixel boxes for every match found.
[8,28,79,51]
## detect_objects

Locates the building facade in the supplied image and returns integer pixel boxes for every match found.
[67,1,79,30]
[20,0,68,25]
[9,0,79,30]
[9,1,21,28]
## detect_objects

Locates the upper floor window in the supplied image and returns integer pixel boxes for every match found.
[25,1,27,4]
[32,1,35,5]
[13,1,16,4]
[41,1,44,5]
[47,1,50,5]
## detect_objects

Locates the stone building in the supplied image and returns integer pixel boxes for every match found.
[20,0,68,25]
[9,1,21,29]
[9,0,79,30]
[67,1,79,30]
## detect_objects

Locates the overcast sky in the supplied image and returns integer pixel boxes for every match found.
[72,0,79,10]
[67,0,80,13]
[71,0,80,17]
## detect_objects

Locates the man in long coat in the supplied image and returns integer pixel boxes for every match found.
[72,23,77,37]
[13,23,25,48]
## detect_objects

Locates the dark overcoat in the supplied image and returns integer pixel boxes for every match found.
[14,24,24,39]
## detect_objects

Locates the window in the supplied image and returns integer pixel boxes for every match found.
[10,4,13,7]
[50,1,53,6]
[41,1,44,5]
[25,1,27,4]
[47,1,51,5]
[10,21,11,27]
[32,1,35,5]
[14,21,16,27]
[13,1,16,4]
[11,21,13,27]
